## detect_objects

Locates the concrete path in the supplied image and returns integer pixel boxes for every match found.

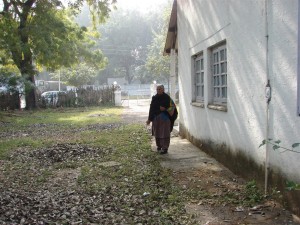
[160,137,223,171]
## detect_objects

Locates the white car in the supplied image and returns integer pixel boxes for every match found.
[41,91,66,105]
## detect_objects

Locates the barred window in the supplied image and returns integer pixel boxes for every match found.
[212,44,227,104]
[194,53,204,102]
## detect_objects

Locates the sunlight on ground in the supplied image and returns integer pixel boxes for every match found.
[56,108,122,125]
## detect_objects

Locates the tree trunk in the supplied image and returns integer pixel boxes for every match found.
[24,74,37,110]
[18,1,37,110]
[20,48,37,110]
[125,66,132,84]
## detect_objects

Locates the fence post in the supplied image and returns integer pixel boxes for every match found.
[113,82,122,106]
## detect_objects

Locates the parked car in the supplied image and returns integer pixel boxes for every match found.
[41,91,66,105]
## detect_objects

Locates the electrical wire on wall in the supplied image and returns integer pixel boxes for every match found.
[264,0,271,196]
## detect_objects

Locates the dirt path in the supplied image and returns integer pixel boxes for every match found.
[122,99,300,225]
[121,99,151,124]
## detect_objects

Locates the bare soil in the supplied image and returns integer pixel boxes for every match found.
[173,165,300,225]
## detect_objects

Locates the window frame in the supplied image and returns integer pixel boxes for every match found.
[193,52,205,102]
[211,44,227,105]
[298,1,300,116]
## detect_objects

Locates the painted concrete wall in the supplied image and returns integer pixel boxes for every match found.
[177,0,299,185]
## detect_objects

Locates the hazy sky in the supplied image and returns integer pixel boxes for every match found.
[116,0,170,13]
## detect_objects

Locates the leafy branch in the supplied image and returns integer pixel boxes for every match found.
[286,181,300,191]
[259,139,300,191]
[259,139,300,154]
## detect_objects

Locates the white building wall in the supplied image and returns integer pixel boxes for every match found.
[267,0,299,181]
[178,0,300,182]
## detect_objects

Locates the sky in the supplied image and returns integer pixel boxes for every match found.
[116,0,170,13]
[0,0,170,13]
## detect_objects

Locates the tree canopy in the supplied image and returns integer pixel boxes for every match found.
[0,0,173,108]
[0,0,115,109]
[145,3,172,84]
[50,62,105,87]
[97,9,152,84]
[96,1,172,85]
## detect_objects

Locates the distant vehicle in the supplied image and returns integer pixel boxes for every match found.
[35,80,67,93]
[41,91,66,105]
[0,86,7,93]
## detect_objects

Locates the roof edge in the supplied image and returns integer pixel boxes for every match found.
[163,0,177,56]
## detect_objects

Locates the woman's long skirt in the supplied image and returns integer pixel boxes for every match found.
[152,112,171,150]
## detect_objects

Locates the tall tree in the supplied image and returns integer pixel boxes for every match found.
[50,62,106,88]
[145,31,170,83]
[97,8,153,84]
[145,1,172,84]
[0,0,115,109]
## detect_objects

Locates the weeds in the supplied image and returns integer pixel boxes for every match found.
[243,180,264,205]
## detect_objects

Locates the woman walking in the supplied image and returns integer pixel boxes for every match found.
[146,85,177,154]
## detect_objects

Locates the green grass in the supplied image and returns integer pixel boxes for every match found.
[0,107,122,159]
[0,107,121,129]
[0,137,44,159]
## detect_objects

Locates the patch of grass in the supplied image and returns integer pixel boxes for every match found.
[1,161,52,187]
[55,107,121,126]
[0,107,121,129]
[183,188,212,201]
[242,180,264,206]
[0,107,123,158]
[36,169,53,183]
[54,161,81,170]
[0,138,45,159]
[71,124,191,222]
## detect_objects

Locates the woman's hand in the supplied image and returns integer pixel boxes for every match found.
[146,120,151,125]
[160,106,166,111]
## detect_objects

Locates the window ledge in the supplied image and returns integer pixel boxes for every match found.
[191,102,205,108]
[207,103,227,112]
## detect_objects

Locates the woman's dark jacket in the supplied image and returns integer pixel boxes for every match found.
[148,92,178,131]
